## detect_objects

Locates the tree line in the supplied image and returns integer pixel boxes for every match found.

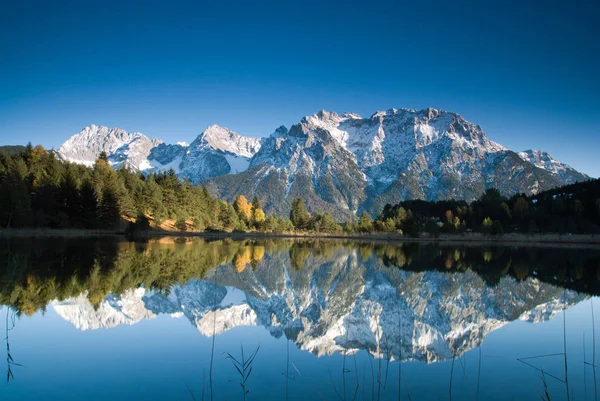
[0,145,294,232]
[368,179,600,236]
[1,144,598,235]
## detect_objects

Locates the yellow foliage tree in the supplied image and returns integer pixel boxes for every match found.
[253,208,266,225]
[234,195,252,220]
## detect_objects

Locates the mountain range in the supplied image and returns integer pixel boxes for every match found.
[55,108,590,218]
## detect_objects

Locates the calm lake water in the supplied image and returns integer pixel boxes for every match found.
[1,237,600,400]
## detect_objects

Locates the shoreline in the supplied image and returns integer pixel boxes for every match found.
[1,228,599,248]
[0,228,126,238]
[151,231,600,249]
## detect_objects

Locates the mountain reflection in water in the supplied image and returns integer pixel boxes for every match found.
[1,237,600,400]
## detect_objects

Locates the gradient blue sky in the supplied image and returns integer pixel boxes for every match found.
[1,0,598,176]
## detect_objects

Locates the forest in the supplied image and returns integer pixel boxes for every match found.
[0,144,293,233]
[0,144,599,236]
[370,178,600,236]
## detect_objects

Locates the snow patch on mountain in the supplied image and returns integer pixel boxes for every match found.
[224,154,251,174]
[518,149,590,184]
[57,125,162,170]
[149,156,183,174]
[199,124,261,158]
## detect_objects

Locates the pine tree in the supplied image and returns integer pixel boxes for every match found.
[320,212,340,233]
[0,159,32,228]
[219,202,240,231]
[79,179,98,228]
[144,175,165,223]
[175,215,187,231]
[24,142,33,167]
[61,167,80,226]
[116,180,136,218]
[251,196,261,212]
[290,198,311,230]
[357,211,373,233]
[98,183,120,228]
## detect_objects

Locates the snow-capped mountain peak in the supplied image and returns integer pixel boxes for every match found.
[342,111,362,119]
[57,123,263,182]
[57,124,161,170]
[164,125,263,182]
[195,124,261,158]
[518,149,590,184]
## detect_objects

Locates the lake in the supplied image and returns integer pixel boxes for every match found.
[1,237,600,400]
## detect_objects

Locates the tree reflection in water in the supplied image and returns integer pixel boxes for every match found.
[1,237,600,399]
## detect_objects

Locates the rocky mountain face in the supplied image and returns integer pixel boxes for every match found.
[57,124,163,170]
[518,149,589,185]
[57,124,263,182]
[176,125,262,182]
[56,108,590,217]
[51,249,585,363]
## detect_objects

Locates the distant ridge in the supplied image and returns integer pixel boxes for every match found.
[0,145,26,155]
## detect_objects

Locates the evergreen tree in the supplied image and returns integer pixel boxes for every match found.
[79,179,98,228]
[61,167,81,225]
[403,216,422,237]
[513,197,529,223]
[0,160,32,227]
[24,142,33,167]
[219,202,240,230]
[251,196,261,212]
[98,184,120,228]
[424,218,440,237]
[175,216,187,231]
[311,212,341,233]
[144,175,165,223]
[116,180,136,218]
[290,198,311,230]
[357,211,373,233]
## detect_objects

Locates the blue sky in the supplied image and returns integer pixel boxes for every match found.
[1,0,598,177]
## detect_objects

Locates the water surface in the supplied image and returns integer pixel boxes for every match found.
[1,238,600,400]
